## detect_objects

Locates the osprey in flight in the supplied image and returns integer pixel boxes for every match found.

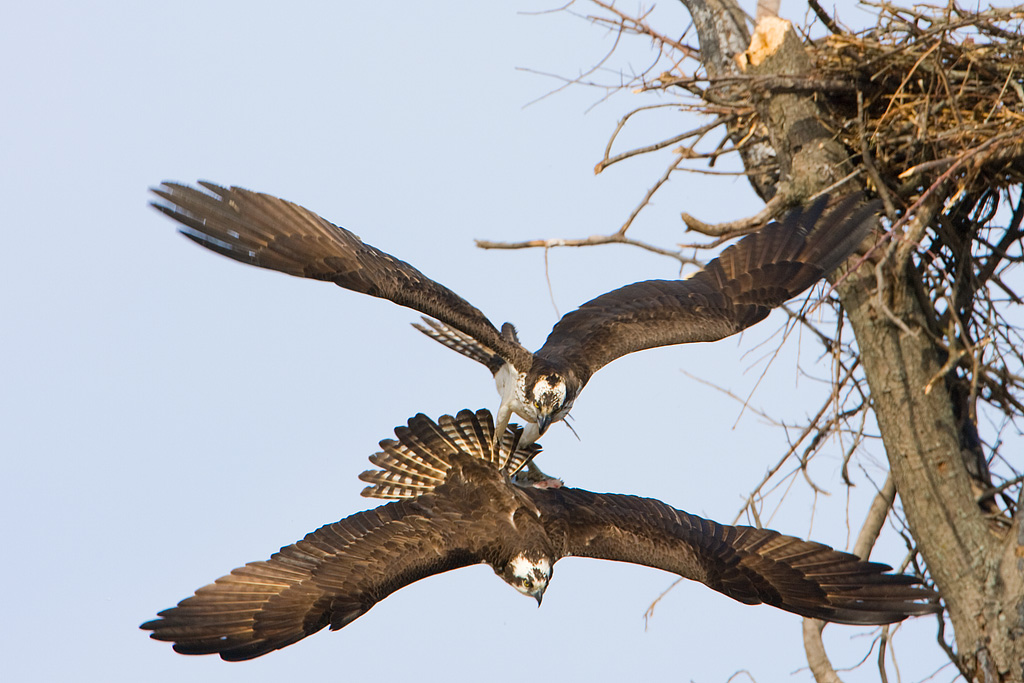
[142,409,938,661]
[151,182,880,443]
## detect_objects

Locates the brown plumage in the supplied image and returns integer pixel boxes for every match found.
[151,182,881,442]
[142,410,939,661]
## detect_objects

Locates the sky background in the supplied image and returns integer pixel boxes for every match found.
[4,2,954,681]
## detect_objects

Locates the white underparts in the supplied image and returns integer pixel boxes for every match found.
[494,364,535,438]
[493,364,571,445]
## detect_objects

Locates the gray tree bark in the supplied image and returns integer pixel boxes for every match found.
[679,1,1024,680]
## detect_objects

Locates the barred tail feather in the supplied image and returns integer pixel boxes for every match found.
[359,409,540,499]
[413,317,505,374]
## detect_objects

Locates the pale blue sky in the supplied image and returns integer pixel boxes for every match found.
[3,2,947,681]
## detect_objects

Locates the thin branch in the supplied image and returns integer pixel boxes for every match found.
[854,475,897,559]
[475,232,703,266]
[857,89,897,218]
[616,153,685,236]
[808,0,841,35]
[542,246,560,319]
[803,618,847,683]
[643,577,683,627]
[595,114,732,174]
[682,194,786,236]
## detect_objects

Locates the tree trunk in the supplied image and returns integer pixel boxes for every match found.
[685,4,1024,679]
[840,259,1024,682]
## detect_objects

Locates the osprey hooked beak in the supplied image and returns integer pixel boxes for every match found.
[536,413,553,436]
[523,581,546,608]
[503,555,552,606]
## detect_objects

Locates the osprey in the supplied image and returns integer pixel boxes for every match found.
[142,409,939,661]
[151,182,880,443]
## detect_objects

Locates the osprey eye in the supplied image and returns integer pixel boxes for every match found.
[523,578,533,590]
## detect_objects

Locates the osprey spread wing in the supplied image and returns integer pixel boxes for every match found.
[142,410,939,661]
[152,181,881,442]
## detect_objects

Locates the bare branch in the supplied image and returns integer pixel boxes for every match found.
[807,0,840,34]
[475,232,703,266]
[682,194,786,236]
[522,2,1024,676]
[802,619,845,683]
[854,475,897,560]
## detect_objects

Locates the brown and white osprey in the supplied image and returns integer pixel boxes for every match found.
[142,409,939,661]
[151,182,879,444]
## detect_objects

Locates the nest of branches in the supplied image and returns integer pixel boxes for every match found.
[808,2,1024,203]
[547,0,1024,525]
[521,4,1024,674]
[489,2,1024,472]
[805,4,1024,516]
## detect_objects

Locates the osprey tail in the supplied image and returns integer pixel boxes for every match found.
[359,410,540,499]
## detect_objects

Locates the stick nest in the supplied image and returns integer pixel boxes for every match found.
[807,2,1024,202]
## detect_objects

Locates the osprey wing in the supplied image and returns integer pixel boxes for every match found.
[536,194,881,385]
[533,488,939,625]
[359,409,540,499]
[142,498,482,660]
[151,181,532,368]
[412,317,508,374]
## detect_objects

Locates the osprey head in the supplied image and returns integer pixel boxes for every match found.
[526,373,569,436]
[500,553,553,606]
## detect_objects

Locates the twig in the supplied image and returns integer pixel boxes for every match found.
[643,577,683,627]
[682,194,786,236]
[808,0,841,35]
[853,475,897,559]
[475,232,703,266]
[595,114,732,174]
[857,89,897,217]
[542,246,560,319]
[802,618,845,683]
[616,152,685,236]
